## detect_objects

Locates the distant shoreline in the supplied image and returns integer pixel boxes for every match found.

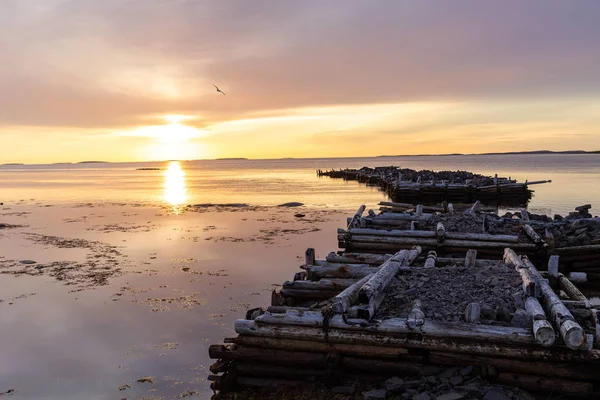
[1,150,598,166]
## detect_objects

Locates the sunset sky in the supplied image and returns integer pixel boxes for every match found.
[2,0,600,163]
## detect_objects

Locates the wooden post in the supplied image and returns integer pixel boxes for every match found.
[567,272,587,284]
[465,249,477,268]
[348,205,366,229]
[305,248,315,266]
[548,255,559,287]
[424,251,437,268]
[447,203,454,213]
[465,303,480,323]
[545,228,555,248]
[407,299,425,328]
[415,205,424,216]
[520,208,530,221]
[436,222,446,243]
[368,209,376,218]
[441,201,448,213]
[410,221,417,231]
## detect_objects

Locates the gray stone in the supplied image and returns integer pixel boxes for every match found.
[412,392,430,400]
[449,375,464,386]
[495,300,511,322]
[363,389,387,400]
[483,388,511,400]
[459,365,474,376]
[435,392,466,400]
[510,309,532,328]
[333,385,355,394]
[424,376,437,385]
[385,377,404,392]
[438,367,459,380]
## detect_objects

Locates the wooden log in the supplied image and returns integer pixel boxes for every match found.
[340,356,422,375]
[325,252,386,265]
[591,309,600,345]
[464,303,480,323]
[358,250,411,304]
[503,248,540,297]
[523,224,545,246]
[415,204,424,216]
[379,201,443,212]
[232,320,600,362]
[249,311,535,345]
[343,228,519,243]
[356,290,386,320]
[496,372,592,395]
[464,249,477,268]
[552,245,600,255]
[522,257,585,350]
[424,251,437,268]
[436,222,446,243]
[305,248,315,266]
[532,319,556,347]
[520,208,530,221]
[368,209,376,218]
[525,297,546,321]
[347,205,366,229]
[347,236,533,250]
[558,273,591,307]
[283,279,358,291]
[209,344,328,365]
[331,273,374,314]
[308,264,378,280]
[230,336,410,358]
[407,299,425,328]
[436,257,496,267]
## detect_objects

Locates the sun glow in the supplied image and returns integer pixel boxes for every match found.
[163,161,188,211]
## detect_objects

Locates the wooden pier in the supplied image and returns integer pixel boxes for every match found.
[317,166,551,206]
[209,201,600,398]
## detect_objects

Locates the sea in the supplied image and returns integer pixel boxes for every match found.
[0,154,599,400]
[1,154,600,215]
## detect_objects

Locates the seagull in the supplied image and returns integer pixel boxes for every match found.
[213,84,225,95]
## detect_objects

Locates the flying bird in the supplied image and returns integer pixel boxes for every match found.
[213,84,225,95]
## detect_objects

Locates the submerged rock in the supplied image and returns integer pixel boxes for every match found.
[277,202,304,207]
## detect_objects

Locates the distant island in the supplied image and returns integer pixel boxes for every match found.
[77,161,110,164]
[1,163,25,166]
[378,150,599,157]
[215,157,248,160]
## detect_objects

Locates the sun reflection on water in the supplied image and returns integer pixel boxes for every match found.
[163,161,188,213]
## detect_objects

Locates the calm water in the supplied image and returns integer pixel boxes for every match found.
[0,154,599,400]
[1,154,600,215]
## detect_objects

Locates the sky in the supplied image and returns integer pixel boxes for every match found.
[1,0,600,163]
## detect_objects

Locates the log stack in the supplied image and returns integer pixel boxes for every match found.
[210,246,600,396]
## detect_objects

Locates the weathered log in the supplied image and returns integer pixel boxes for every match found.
[280,288,341,300]
[305,248,315,266]
[232,320,600,362]
[520,208,530,221]
[525,297,546,321]
[558,273,591,307]
[230,336,410,358]
[522,257,586,350]
[436,257,496,267]
[496,372,592,395]
[552,245,600,255]
[249,311,535,345]
[567,272,588,284]
[544,228,555,248]
[308,264,378,280]
[407,299,425,328]
[331,273,374,314]
[358,250,411,304]
[368,209,376,218]
[424,251,437,268]
[532,319,556,347]
[523,224,545,246]
[209,344,328,365]
[355,290,386,320]
[283,279,358,291]
[325,252,386,265]
[340,357,422,375]
[342,227,519,243]
[347,205,366,229]
[379,201,443,212]
[346,236,533,250]
[503,248,539,297]
[464,303,480,323]
[436,222,445,242]
[464,249,477,268]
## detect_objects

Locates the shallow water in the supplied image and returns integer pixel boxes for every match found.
[0,154,599,399]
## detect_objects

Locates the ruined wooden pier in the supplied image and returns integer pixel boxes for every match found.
[317,166,551,206]
[209,201,600,398]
